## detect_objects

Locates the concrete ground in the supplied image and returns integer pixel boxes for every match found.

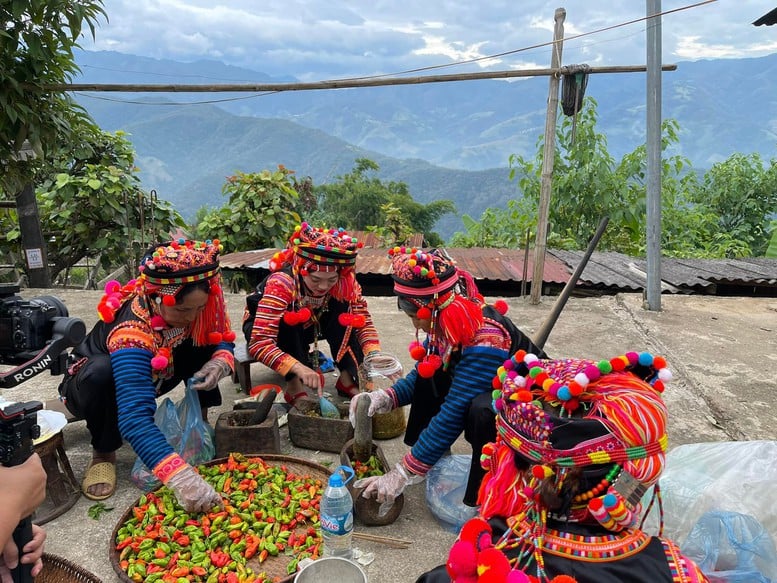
[3,289,776,582]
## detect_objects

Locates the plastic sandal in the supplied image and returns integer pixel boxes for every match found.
[81,461,116,501]
[335,377,360,399]
[284,389,309,408]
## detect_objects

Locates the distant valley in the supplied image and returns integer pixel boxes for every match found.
[72,50,777,240]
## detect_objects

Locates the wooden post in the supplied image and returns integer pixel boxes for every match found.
[530,7,566,304]
[17,182,51,288]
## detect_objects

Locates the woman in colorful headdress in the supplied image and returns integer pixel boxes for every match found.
[243,221,380,406]
[350,247,546,511]
[416,351,709,583]
[58,239,236,510]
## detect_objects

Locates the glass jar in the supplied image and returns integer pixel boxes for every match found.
[358,351,407,439]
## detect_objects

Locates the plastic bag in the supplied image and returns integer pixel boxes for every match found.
[682,510,777,582]
[641,441,777,544]
[426,455,478,533]
[131,385,216,491]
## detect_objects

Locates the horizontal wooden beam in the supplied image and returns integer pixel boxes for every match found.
[35,64,678,93]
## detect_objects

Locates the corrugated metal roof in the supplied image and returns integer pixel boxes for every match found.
[220,247,777,296]
[220,247,570,284]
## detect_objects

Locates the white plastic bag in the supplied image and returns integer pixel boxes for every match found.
[426,455,478,533]
[642,441,777,543]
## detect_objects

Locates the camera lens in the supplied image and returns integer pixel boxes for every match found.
[30,295,69,318]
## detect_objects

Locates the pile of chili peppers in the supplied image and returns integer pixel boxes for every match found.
[352,455,385,480]
[114,454,325,583]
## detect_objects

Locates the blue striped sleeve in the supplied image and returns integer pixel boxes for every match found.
[410,345,508,469]
[112,348,174,470]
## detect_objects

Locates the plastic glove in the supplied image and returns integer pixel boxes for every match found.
[354,462,423,514]
[190,358,231,391]
[348,389,394,427]
[165,465,224,513]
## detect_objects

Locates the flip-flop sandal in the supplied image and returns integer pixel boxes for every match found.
[81,461,116,501]
[283,389,309,408]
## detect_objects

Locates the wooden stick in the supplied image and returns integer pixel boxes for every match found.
[353,532,412,548]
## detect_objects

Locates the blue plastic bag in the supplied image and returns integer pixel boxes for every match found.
[130,384,216,491]
[425,455,478,533]
[682,511,777,583]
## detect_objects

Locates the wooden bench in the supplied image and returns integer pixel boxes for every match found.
[232,343,255,394]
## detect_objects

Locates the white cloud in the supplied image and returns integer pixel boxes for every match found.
[85,0,777,80]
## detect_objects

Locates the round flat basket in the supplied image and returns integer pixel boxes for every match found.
[110,454,331,583]
[39,553,102,583]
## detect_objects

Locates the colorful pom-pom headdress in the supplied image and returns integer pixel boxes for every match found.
[389,247,484,378]
[269,221,363,305]
[97,239,235,349]
[447,351,672,583]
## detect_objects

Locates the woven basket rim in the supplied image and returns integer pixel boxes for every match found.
[42,552,102,582]
[109,454,332,583]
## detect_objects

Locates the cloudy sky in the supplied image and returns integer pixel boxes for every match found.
[81,0,777,81]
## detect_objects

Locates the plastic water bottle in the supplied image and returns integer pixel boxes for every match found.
[320,465,355,559]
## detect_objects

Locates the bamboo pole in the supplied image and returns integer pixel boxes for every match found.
[34,64,676,93]
[530,7,566,305]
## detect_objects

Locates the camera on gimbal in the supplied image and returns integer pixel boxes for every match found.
[0,400,41,468]
[0,283,86,388]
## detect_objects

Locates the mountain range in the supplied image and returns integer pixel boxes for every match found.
[72,50,777,240]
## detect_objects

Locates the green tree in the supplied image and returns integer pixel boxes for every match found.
[454,98,771,258]
[316,158,454,245]
[24,123,185,284]
[689,153,777,257]
[0,0,106,195]
[193,165,301,253]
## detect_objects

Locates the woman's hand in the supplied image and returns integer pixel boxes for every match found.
[290,363,325,395]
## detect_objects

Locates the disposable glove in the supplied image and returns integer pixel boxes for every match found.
[348,389,394,427]
[190,358,231,391]
[354,462,423,516]
[165,465,223,513]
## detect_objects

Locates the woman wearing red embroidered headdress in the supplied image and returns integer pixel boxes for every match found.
[243,221,381,406]
[58,239,236,509]
[416,351,709,583]
[349,247,545,511]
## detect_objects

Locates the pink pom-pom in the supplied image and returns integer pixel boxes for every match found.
[104,280,121,294]
[150,315,166,330]
[507,571,532,583]
[151,355,169,370]
[105,296,121,310]
[446,540,478,579]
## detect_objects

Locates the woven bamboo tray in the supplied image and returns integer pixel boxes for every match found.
[110,454,331,583]
[39,553,102,583]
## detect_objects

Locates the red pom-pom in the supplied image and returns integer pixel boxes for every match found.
[610,357,627,371]
[97,303,115,323]
[476,548,511,582]
[338,313,354,326]
[653,355,667,369]
[410,345,427,361]
[493,299,508,315]
[351,314,366,328]
[416,306,432,320]
[208,332,223,344]
[223,330,237,342]
[162,295,176,306]
[459,517,492,546]
[653,379,665,392]
[549,576,578,583]
[296,307,311,322]
[491,376,502,389]
[150,315,166,330]
[283,311,300,325]
[417,361,436,378]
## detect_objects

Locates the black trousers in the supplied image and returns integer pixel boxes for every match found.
[276,306,364,382]
[58,339,221,454]
[404,369,496,506]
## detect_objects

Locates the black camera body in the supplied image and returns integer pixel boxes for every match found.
[0,284,86,388]
[0,284,71,362]
[0,400,41,468]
